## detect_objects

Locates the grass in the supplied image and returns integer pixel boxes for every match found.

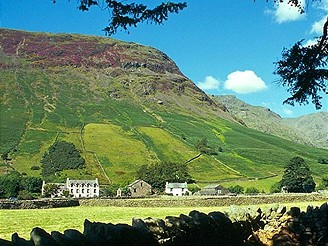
[1,201,326,241]
[1,66,328,190]
[83,123,154,184]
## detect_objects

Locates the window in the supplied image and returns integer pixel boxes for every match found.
[82,189,84,193]
[140,182,143,187]
[133,188,137,193]
[94,189,97,193]
[76,189,79,193]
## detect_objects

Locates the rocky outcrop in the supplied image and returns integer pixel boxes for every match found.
[1,203,327,246]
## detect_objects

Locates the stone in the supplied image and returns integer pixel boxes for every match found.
[0,238,12,246]
[83,219,158,246]
[30,227,58,246]
[11,233,33,246]
[134,217,168,240]
[51,231,86,246]
[288,207,301,217]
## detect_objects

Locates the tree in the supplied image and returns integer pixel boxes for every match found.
[0,172,21,198]
[21,177,43,193]
[228,185,244,194]
[280,156,316,193]
[0,173,43,199]
[41,141,85,177]
[245,187,260,194]
[42,183,60,198]
[274,23,328,109]
[57,0,187,35]
[195,138,218,155]
[136,162,194,191]
[321,176,328,188]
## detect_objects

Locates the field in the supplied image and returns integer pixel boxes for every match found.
[1,200,326,241]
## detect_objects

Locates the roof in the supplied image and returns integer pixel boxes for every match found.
[67,178,98,186]
[199,190,218,195]
[203,184,222,189]
[128,179,150,187]
[166,182,188,189]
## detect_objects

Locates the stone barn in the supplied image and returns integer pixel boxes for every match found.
[128,179,152,197]
[199,184,228,196]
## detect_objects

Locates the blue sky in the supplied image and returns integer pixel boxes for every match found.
[1,0,327,118]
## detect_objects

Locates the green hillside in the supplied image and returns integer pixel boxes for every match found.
[1,29,327,190]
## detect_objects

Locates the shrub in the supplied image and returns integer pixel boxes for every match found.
[318,158,328,164]
[245,187,260,194]
[228,185,244,194]
[30,166,41,170]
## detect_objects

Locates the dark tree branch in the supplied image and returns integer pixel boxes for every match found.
[73,0,187,35]
[274,18,328,109]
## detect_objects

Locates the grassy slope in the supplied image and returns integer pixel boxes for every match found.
[1,67,328,189]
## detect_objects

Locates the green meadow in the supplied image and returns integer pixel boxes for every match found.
[1,201,326,241]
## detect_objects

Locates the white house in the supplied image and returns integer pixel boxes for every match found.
[42,178,100,198]
[165,182,189,196]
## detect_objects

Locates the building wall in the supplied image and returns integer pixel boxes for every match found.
[42,178,99,198]
[67,178,99,198]
[129,180,151,197]
[165,182,189,196]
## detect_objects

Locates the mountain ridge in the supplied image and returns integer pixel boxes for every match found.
[214,95,327,149]
[1,28,327,189]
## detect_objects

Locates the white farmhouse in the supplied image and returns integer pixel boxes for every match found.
[165,182,189,196]
[42,178,99,198]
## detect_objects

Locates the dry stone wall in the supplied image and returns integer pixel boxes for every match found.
[0,203,327,246]
[80,193,327,207]
[0,199,79,209]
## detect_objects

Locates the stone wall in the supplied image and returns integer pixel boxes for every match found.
[0,199,79,209]
[80,193,327,207]
[0,202,327,246]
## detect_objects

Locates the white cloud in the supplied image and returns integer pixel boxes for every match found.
[310,15,328,35]
[269,0,305,23]
[197,76,220,90]
[318,0,328,11]
[283,108,294,116]
[304,38,320,47]
[224,70,268,94]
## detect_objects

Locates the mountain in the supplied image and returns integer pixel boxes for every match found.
[214,95,327,149]
[283,112,328,150]
[1,29,327,189]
